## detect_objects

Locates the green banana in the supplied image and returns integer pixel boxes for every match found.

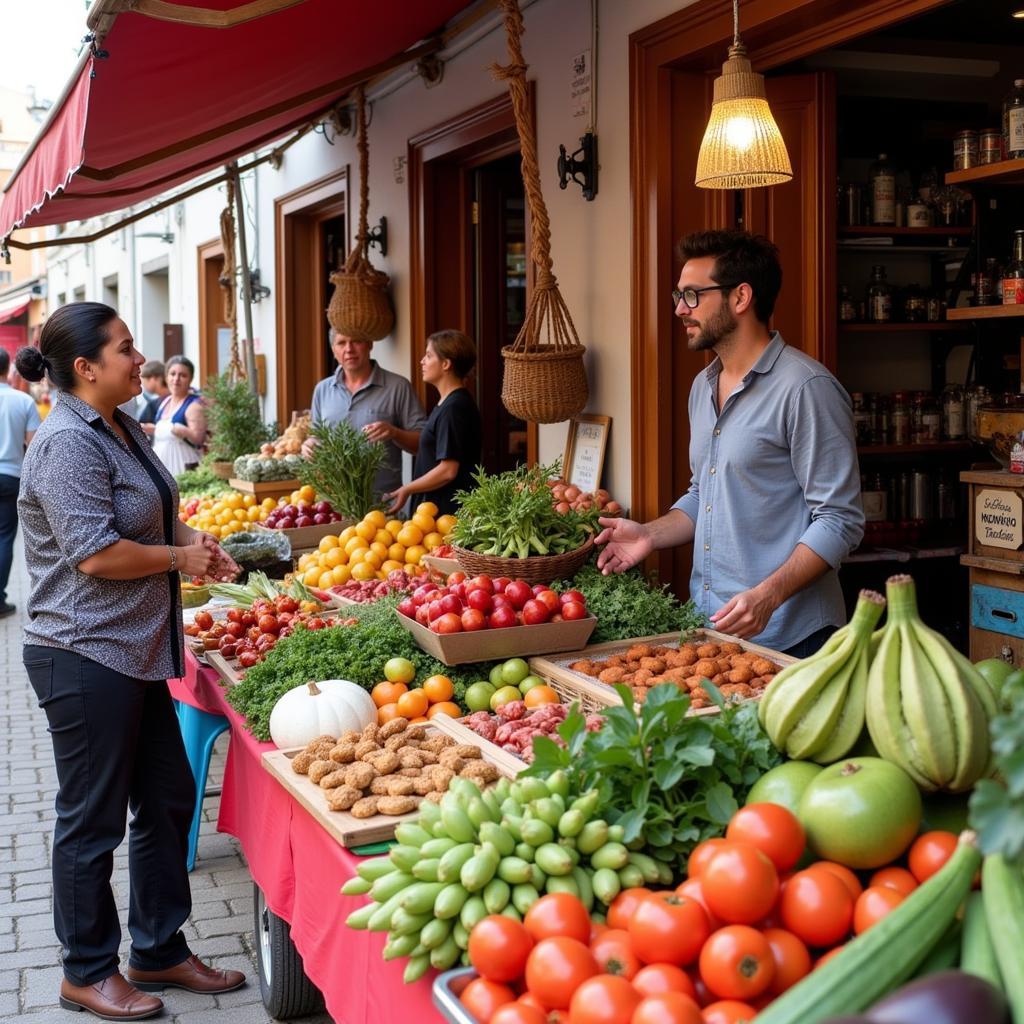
[899,620,957,786]
[783,652,859,760]
[811,645,870,764]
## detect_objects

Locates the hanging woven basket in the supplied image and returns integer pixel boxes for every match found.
[492,0,588,424]
[327,86,395,342]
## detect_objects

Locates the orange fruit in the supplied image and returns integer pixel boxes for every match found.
[422,674,454,703]
[365,509,387,529]
[355,521,376,541]
[371,680,408,708]
[436,514,458,535]
[416,501,440,518]
[396,688,430,719]
[427,701,462,720]
[377,703,402,725]
[524,686,560,708]
[411,512,436,535]
[409,716,430,724]
[385,519,404,539]
[351,561,376,581]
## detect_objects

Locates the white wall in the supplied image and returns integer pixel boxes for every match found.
[48,0,699,506]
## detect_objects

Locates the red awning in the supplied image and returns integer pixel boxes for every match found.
[0,297,31,324]
[0,0,475,241]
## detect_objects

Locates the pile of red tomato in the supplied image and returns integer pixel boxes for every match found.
[458,802,963,1024]
[397,572,589,635]
[185,596,354,668]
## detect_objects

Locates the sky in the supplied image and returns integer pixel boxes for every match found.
[1,0,94,104]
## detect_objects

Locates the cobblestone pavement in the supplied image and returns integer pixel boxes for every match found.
[1,543,333,1023]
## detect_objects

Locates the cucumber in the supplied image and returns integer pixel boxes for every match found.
[344,902,376,930]
[545,875,579,898]
[450,777,481,802]
[577,820,609,855]
[535,843,573,876]
[367,890,407,932]
[418,800,442,830]
[497,856,533,885]
[755,833,982,1024]
[394,822,433,847]
[592,867,621,906]
[983,853,1024,1019]
[480,789,503,821]
[340,876,372,896]
[403,954,430,984]
[591,842,629,871]
[460,895,487,931]
[618,864,644,889]
[419,916,454,951]
[499,905,522,921]
[467,796,495,829]
[515,842,536,863]
[356,856,396,882]
[461,851,499,892]
[512,883,540,915]
[452,920,470,950]
[493,776,512,802]
[913,919,961,976]
[479,822,515,857]
[483,878,511,914]
[420,837,459,859]
[390,908,432,936]
[441,802,477,844]
[382,931,419,960]
[533,798,563,829]
[370,870,415,903]
[521,819,555,847]
[627,852,661,884]
[399,881,448,915]
[438,843,477,883]
[558,809,586,839]
[961,891,1003,989]
[545,770,570,799]
[411,858,441,882]
[388,845,422,873]
[434,883,470,920]
[607,824,625,843]
[572,866,594,911]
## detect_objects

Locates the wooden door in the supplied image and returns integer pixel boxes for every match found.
[197,238,226,384]
[744,72,837,368]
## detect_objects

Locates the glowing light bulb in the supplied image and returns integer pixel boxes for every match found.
[723,114,756,152]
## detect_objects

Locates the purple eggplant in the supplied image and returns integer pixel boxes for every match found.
[864,971,1009,1024]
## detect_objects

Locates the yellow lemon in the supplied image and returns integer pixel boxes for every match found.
[247,506,262,522]
[207,525,222,538]
[411,512,436,535]
[405,544,426,566]
[299,485,316,503]
[373,529,393,547]
[325,547,346,569]
[339,526,357,544]
[317,570,336,590]
[319,535,340,553]
[233,509,248,522]
[370,541,389,559]
[242,493,257,508]
[226,493,244,511]
[385,519,404,539]
[397,524,423,548]
[345,535,366,555]
[436,514,458,535]
[348,546,369,565]
[261,497,277,511]
[351,561,376,582]
[363,551,383,570]
[356,521,376,542]
[381,559,404,574]
[423,532,444,552]
[387,542,406,563]
[303,567,322,587]
[403,563,419,576]
[416,501,439,519]
[365,509,387,529]
[331,564,351,585]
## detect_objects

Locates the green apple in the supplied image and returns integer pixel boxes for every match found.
[489,664,507,688]
[465,681,496,712]
[490,685,523,711]
[746,761,822,816]
[383,657,416,685]
[501,658,530,687]
[518,675,546,695]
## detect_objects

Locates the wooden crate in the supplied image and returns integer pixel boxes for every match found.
[205,649,244,687]
[428,713,527,776]
[255,519,350,551]
[262,725,519,848]
[962,469,1024,564]
[528,628,795,716]
[228,477,303,499]
[421,554,462,579]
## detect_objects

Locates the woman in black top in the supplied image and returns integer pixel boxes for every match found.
[16,304,245,1022]
[385,330,481,517]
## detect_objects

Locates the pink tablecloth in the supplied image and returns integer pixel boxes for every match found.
[170,653,438,1024]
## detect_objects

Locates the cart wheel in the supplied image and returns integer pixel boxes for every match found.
[253,883,325,1019]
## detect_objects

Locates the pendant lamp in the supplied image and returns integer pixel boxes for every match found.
[695,0,792,189]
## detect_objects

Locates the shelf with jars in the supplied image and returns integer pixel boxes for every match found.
[946,159,1024,188]
[857,441,974,456]
[840,322,970,332]
[838,225,973,238]
[947,304,1024,320]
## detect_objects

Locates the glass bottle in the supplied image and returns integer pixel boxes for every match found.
[911,392,927,444]
[839,285,857,322]
[1002,230,1024,305]
[966,384,990,441]
[892,392,911,446]
[871,153,896,225]
[866,265,893,323]
[942,383,965,440]
[973,257,998,307]
[903,283,926,322]
[907,193,932,229]
[870,393,890,446]
[1003,79,1024,160]
[921,393,942,443]
[852,393,872,445]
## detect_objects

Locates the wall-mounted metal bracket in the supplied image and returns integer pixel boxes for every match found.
[557,132,598,201]
[366,216,387,257]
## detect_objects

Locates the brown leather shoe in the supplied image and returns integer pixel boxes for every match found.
[126,955,245,994]
[59,973,163,1021]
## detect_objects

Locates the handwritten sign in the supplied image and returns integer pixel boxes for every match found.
[570,49,592,124]
[976,488,1024,550]
[564,415,610,494]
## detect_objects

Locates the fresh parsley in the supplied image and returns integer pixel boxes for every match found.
[526,683,781,870]
[969,675,1024,866]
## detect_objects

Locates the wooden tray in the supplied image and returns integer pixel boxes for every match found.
[428,713,527,777]
[528,628,795,716]
[254,520,350,551]
[228,477,303,499]
[205,648,245,687]
[262,726,519,848]
[422,554,462,580]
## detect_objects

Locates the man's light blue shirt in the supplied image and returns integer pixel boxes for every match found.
[0,383,40,479]
[672,333,864,652]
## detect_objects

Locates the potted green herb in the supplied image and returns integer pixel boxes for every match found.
[297,420,386,522]
[204,372,275,478]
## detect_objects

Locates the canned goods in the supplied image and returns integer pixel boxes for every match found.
[980,128,1004,164]
[910,470,933,520]
[953,130,979,171]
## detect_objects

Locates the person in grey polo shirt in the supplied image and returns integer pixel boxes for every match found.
[596,230,863,657]
[301,329,426,499]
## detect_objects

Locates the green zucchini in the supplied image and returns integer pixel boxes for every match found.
[982,854,1024,1019]
[755,832,981,1024]
[961,891,1002,990]
[912,919,960,976]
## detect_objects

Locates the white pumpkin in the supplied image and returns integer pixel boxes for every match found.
[269,679,377,749]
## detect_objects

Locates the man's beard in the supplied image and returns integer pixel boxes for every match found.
[685,301,737,352]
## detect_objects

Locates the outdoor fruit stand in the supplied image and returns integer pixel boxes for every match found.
[175,457,1024,1024]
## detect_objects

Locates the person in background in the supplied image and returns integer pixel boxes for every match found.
[595,230,863,657]
[136,360,168,434]
[0,347,41,617]
[384,330,481,517]
[152,355,206,475]
[16,302,244,1021]
[301,327,426,500]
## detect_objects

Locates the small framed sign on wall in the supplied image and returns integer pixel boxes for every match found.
[563,414,611,493]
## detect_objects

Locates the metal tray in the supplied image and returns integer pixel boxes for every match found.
[432,967,479,1024]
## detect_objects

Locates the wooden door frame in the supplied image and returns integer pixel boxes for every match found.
[408,90,538,465]
[629,0,954,581]
[197,236,224,385]
[274,166,350,425]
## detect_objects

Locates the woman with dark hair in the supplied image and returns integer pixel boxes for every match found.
[384,329,481,517]
[151,354,206,475]
[16,303,245,1021]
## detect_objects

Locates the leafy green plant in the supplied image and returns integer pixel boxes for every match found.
[451,459,597,557]
[297,420,387,521]
[558,562,705,644]
[204,372,276,462]
[526,683,781,869]
[226,595,491,740]
[969,675,1024,865]
[175,458,232,499]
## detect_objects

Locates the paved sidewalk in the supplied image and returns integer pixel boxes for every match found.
[0,543,332,1022]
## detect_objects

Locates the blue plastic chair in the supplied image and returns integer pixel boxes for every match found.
[173,700,230,871]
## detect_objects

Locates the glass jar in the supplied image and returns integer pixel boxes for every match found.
[953,130,978,171]
[907,194,932,228]
[903,284,927,322]
[942,383,965,440]
[926,290,944,322]
[852,392,872,445]
[870,154,896,226]
[1003,78,1024,160]
[839,285,857,322]
[866,265,893,323]
[892,392,911,446]
[870,393,890,446]
[922,393,942,443]
[966,384,991,441]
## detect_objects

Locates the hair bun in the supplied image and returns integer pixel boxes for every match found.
[15,346,48,383]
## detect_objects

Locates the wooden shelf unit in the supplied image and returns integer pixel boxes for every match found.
[946,159,1024,188]
[840,322,971,332]
[858,442,974,456]
[838,225,973,237]
[947,305,1024,320]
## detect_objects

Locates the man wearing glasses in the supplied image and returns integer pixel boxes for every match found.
[596,230,863,657]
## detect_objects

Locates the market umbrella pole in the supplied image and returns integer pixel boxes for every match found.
[229,162,259,395]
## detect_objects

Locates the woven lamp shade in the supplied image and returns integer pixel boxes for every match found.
[695,46,792,190]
